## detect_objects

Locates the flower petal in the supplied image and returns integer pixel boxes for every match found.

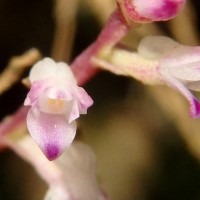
[29,58,57,83]
[27,106,76,160]
[138,36,179,59]
[160,71,200,118]
[24,80,49,106]
[57,62,77,84]
[29,58,76,84]
[161,46,200,81]
[67,101,79,123]
[74,87,94,114]
[166,61,200,81]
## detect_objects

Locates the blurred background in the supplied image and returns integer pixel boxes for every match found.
[1,0,200,199]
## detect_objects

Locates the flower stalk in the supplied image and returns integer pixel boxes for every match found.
[70,7,130,85]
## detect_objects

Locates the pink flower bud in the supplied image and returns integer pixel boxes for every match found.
[116,0,186,23]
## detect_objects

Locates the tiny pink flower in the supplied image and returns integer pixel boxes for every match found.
[116,0,186,23]
[94,35,200,118]
[138,36,200,118]
[24,58,93,160]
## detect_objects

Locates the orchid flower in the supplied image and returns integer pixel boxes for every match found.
[24,58,93,160]
[93,36,200,118]
[139,36,200,118]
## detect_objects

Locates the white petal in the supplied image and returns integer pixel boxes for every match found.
[29,58,76,83]
[161,46,200,81]
[166,61,200,81]
[138,36,179,59]
[29,58,57,83]
[57,62,76,83]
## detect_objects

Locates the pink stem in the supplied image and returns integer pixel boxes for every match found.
[0,106,28,137]
[70,7,131,85]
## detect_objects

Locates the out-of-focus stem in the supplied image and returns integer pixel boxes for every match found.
[85,0,115,23]
[0,106,28,137]
[70,7,132,85]
[0,49,41,95]
[51,0,79,62]
[0,50,41,149]
[168,1,199,45]
[148,86,200,160]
